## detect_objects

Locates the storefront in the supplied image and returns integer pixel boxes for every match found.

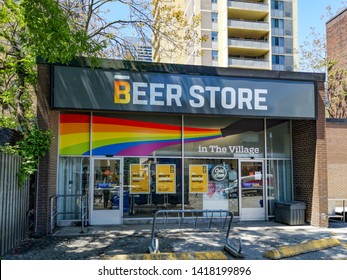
[36,58,328,231]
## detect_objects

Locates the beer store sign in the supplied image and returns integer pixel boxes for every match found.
[53,66,316,118]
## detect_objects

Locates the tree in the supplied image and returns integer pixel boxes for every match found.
[299,4,347,118]
[1,0,202,184]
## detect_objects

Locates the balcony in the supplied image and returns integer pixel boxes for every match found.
[229,38,269,51]
[229,57,270,69]
[228,0,269,21]
[228,0,268,12]
[228,19,269,31]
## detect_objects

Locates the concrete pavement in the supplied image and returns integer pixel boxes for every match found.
[52,220,347,260]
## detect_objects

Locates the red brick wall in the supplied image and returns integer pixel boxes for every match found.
[292,81,328,227]
[326,120,347,200]
[36,64,59,234]
[326,9,347,69]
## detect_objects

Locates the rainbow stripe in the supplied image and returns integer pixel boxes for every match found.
[92,115,182,156]
[60,114,90,155]
[59,114,223,156]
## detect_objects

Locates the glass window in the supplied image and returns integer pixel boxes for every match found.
[123,157,183,218]
[185,158,239,216]
[271,18,284,28]
[91,113,182,157]
[266,120,291,158]
[211,12,218,23]
[211,0,217,3]
[271,36,284,46]
[212,50,218,61]
[272,55,285,65]
[57,157,90,221]
[271,0,284,10]
[184,116,265,158]
[59,112,90,156]
[211,31,218,42]
[267,160,292,216]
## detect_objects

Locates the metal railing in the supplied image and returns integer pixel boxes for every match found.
[49,194,88,234]
[149,209,243,258]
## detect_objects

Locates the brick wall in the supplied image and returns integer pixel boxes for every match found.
[36,64,59,234]
[326,9,347,69]
[292,80,328,227]
[326,119,347,200]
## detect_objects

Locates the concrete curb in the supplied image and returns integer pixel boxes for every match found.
[101,251,228,260]
[263,237,341,260]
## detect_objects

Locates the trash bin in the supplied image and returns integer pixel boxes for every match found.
[275,201,306,225]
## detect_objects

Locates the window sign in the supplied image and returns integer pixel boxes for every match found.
[129,164,150,194]
[189,164,208,193]
[156,164,176,194]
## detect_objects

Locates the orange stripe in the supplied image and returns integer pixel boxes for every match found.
[60,123,90,135]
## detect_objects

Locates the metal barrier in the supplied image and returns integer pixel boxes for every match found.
[49,194,88,234]
[149,209,243,258]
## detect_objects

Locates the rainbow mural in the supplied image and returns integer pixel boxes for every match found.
[59,113,223,156]
[60,113,90,155]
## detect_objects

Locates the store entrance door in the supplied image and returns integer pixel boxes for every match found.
[90,158,123,225]
[239,160,265,221]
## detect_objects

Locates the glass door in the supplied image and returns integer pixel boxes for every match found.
[239,160,265,221]
[90,158,123,225]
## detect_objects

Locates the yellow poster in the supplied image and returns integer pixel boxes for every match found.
[156,164,176,194]
[189,164,208,193]
[129,164,150,194]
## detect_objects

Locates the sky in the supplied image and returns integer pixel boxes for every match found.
[297,0,347,48]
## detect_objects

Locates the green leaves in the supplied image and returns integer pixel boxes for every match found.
[0,125,53,187]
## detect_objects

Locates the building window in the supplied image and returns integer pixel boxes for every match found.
[271,0,284,10]
[212,50,218,61]
[271,18,284,28]
[211,31,218,42]
[272,55,285,65]
[272,36,284,46]
[211,0,217,3]
[211,12,218,23]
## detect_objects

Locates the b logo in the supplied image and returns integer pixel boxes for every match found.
[114,75,130,104]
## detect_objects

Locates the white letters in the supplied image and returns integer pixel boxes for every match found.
[221,87,236,109]
[130,81,268,111]
[189,85,205,108]
[238,88,253,110]
[205,86,220,108]
[254,89,268,110]
[133,82,147,105]
[150,83,164,106]
[166,84,182,107]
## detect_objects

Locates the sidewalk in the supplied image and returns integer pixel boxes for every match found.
[2,220,347,260]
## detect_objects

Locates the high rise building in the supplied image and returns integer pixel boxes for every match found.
[122,37,153,62]
[153,0,298,71]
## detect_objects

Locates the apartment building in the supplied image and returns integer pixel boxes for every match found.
[154,0,298,71]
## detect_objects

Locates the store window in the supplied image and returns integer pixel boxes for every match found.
[59,112,90,156]
[267,160,292,216]
[123,157,183,218]
[266,120,291,158]
[91,113,182,157]
[184,116,265,158]
[184,158,239,216]
[57,157,90,221]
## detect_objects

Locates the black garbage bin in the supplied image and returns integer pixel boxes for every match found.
[275,201,306,225]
